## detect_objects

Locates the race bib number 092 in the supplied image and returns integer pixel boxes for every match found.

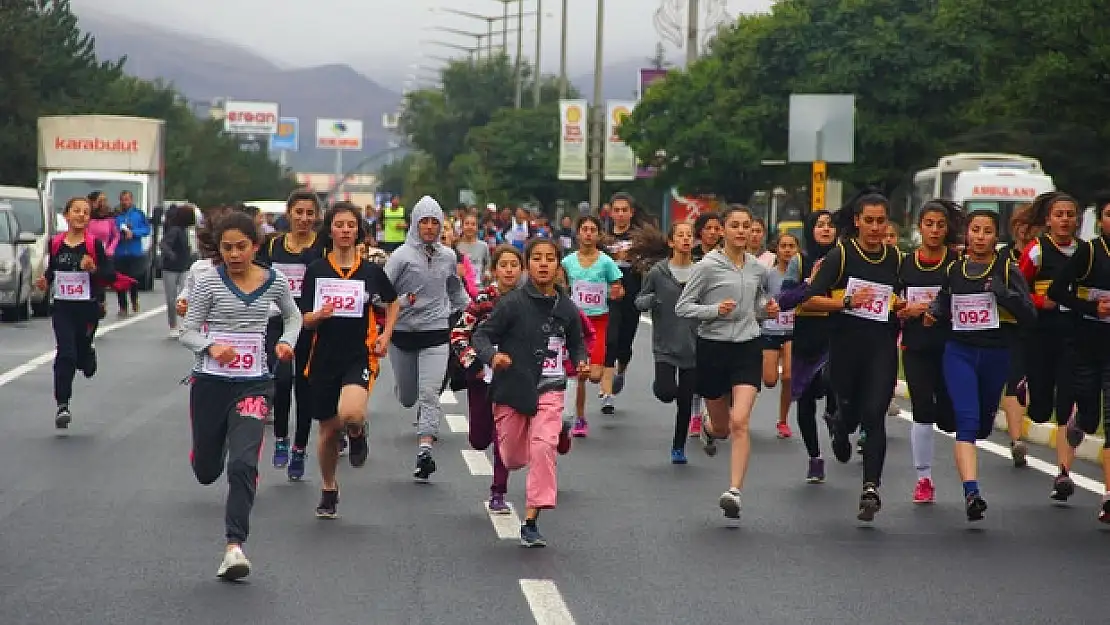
[950,293,1000,331]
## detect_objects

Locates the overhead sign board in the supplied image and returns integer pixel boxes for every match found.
[788,94,856,164]
[224,100,279,135]
[269,117,299,152]
[315,118,363,150]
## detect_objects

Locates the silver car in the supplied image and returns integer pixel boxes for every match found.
[0,203,35,321]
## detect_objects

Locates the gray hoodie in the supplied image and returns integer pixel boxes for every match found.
[635,260,698,369]
[383,196,471,333]
[674,249,771,343]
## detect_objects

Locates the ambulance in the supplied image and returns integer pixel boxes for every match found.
[951,167,1055,243]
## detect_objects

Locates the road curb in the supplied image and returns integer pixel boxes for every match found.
[893,379,1105,465]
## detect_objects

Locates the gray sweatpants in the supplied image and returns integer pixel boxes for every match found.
[389,343,450,439]
[162,271,187,327]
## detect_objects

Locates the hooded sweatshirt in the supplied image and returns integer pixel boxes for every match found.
[674,249,770,343]
[635,259,698,369]
[384,196,471,350]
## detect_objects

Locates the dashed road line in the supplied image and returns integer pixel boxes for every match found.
[519,579,577,625]
[444,413,469,433]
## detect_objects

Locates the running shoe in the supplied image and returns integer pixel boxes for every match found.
[699,418,718,457]
[612,373,626,395]
[806,457,825,484]
[688,413,703,438]
[1050,471,1075,502]
[520,522,546,548]
[776,422,793,439]
[719,488,741,520]
[216,546,251,581]
[858,483,881,521]
[912,477,935,504]
[167,327,181,339]
[1015,377,1028,407]
[557,423,572,454]
[571,417,588,438]
[886,399,900,416]
[488,492,511,515]
[272,438,290,468]
[1099,494,1110,524]
[55,405,72,429]
[1065,409,1085,449]
[347,424,369,468]
[829,415,852,464]
[414,449,436,482]
[337,434,348,457]
[1010,440,1028,468]
[965,492,987,522]
[600,395,615,415]
[80,345,97,378]
[315,489,339,519]
[287,448,306,481]
[671,448,687,464]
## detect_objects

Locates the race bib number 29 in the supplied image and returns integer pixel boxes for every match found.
[202,332,264,378]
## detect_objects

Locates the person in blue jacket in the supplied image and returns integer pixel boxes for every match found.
[113,190,152,315]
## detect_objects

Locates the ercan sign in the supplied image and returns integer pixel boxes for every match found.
[224,101,280,135]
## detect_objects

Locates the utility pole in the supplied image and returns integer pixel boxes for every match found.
[514,0,524,108]
[532,0,542,107]
[588,0,605,212]
[558,0,568,98]
[686,0,699,66]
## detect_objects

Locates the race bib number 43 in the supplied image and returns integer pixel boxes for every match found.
[951,293,1000,331]
[843,277,893,322]
[202,332,264,378]
[315,278,366,318]
[272,263,306,297]
[54,271,91,301]
[572,281,606,309]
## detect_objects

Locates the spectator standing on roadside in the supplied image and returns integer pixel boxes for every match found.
[159,204,195,338]
[113,190,151,315]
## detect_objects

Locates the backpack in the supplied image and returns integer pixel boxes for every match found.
[50,233,139,293]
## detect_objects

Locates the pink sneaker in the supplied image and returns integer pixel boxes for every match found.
[571,417,589,438]
[912,477,935,504]
[689,414,702,438]
[776,422,793,439]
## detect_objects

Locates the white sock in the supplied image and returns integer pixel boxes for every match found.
[563,378,577,421]
[911,422,934,480]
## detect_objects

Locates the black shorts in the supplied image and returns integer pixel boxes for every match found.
[696,337,762,399]
[310,362,376,421]
[761,334,791,351]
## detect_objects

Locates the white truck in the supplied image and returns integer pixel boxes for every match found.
[38,115,166,290]
[951,167,1055,244]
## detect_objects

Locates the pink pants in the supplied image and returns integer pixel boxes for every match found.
[493,391,565,510]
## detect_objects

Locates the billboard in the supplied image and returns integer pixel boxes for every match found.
[269,117,299,152]
[224,101,279,135]
[604,101,636,181]
[557,100,588,181]
[315,118,364,150]
[39,115,165,173]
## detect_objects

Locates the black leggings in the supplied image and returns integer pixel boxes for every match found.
[653,362,696,450]
[1024,328,1075,424]
[114,255,143,308]
[796,366,836,459]
[265,317,314,448]
[902,347,955,432]
[1072,323,1110,446]
[830,331,898,485]
[51,303,98,405]
[605,297,640,369]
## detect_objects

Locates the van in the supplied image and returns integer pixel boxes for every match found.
[0,185,51,316]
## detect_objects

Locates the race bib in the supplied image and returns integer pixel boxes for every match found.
[202,332,265,378]
[843,277,894,322]
[951,293,1000,331]
[272,263,305,297]
[315,278,365,318]
[763,310,795,332]
[1083,287,1110,323]
[483,344,498,383]
[572,281,606,309]
[541,336,565,377]
[54,271,91,301]
[905,286,940,305]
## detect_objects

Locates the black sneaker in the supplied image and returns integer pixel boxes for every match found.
[413,449,436,482]
[1050,472,1075,502]
[1010,440,1028,468]
[1065,411,1085,449]
[315,489,339,519]
[965,492,988,522]
[55,405,72,429]
[830,415,852,464]
[80,345,97,378]
[346,423,369,468]
[857,483,881,522]
[520,522,547,548]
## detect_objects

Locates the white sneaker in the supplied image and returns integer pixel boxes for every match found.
[216,546,251,580]
[167,327,181,339]
[719,489,741,520]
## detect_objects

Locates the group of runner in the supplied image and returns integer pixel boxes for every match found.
[36,186,1110,581]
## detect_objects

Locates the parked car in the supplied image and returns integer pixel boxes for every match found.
[0,202,36,321]
[0,185,51,316]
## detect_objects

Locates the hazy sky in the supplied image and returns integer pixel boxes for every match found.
[73,0,773,89]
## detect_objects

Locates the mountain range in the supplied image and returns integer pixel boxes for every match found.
[76,8,675,173]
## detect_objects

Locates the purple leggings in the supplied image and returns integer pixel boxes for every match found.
[466,380,509,494]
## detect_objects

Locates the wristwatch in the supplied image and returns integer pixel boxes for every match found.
[842,295,853,309]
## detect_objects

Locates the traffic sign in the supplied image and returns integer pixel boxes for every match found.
[812,161,827,211]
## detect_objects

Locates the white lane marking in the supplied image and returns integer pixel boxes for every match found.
[445,413,469,433]
[460,449,493,476]
[893,410,1103,494]
[0,305,167,388]
[640,315,652,326]
[519,579,577,625]
[439,389,458,404]
[486,500,523,539]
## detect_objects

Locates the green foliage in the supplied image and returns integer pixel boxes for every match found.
[619,0,1110,208]
[0,0,292,205]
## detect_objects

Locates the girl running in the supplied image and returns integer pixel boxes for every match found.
[472,238,589,547]
[632,222,699,464]
[800,192,905,521]
[675,205,779,522]
[257,190,324,480]
[925,209,1035,521]
[999,203,1038,466]
[601,193,651,414]
[897,200,958,504]
[36,197,115,428]
[159,204,196,338]
[561,215,624,432]
[689,211,722,434]
[748,217,776,267]
[761,232,799,439]
[300,202,399,519]
[178,210,301,580]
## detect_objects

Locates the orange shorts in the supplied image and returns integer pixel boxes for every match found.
[588,313,608,366]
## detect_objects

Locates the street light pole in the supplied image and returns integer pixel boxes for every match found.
[515,0,524,108]
[589,0,605,211]
[686,0,699,66]
[558,0,568,98]
[532,0,542,107]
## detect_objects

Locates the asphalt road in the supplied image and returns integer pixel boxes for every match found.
[0,287,1107,624]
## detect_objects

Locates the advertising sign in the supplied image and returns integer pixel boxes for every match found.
[558,100,588,181]
[315,118,364,150]
[604,101,636,182]
[269,117,299,152]
[38,115,165,172]
[224,101,279,135]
